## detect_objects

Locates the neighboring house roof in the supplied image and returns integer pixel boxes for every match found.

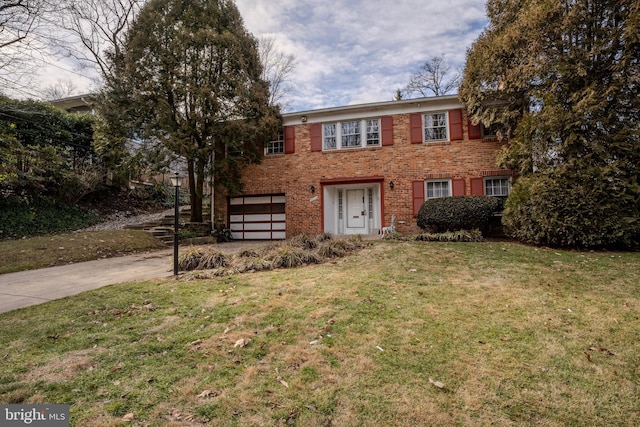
[282,94,461,126]
[48,94,95,113]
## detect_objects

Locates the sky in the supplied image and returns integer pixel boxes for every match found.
[23,0,489,113]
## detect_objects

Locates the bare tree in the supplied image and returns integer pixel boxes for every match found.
[41,78,77,100]
[55,0,144,82]
[0,0,41,49]
[404,55,461,97]
[258,36,296,110]
[0,0,52,94]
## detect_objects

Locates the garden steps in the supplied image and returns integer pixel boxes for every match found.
[124,208,212,245]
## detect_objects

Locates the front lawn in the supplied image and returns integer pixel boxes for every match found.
[0,241,638,426]
[0,230,167,274]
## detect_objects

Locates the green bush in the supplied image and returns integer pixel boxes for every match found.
[503,175,640,249]
[144,183,189,207]
[0,196,98,239]
[416,196,501,233]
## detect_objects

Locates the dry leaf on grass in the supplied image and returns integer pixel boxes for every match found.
[429,378,445,389]
[197,389,219,399]
[234,338,251,348]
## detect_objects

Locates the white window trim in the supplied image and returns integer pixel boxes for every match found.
[425,179,452,199]
[265,133,284,155]
[484,177,511,196]
[423,111,449,143]
[323,118,381,151]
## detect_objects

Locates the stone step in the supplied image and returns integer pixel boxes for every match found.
[148,228,173,237]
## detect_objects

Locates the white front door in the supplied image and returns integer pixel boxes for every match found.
[346,189,366,232]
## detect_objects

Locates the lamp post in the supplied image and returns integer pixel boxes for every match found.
[170,172,182,275]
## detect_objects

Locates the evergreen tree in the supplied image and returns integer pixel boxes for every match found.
[98,0,279,222]
[460,0,640,248]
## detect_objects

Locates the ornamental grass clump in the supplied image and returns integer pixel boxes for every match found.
[317,240,347,258]
[197,248,228,269]
[236,256,273,273]
[318,235,366,257]
[288,234,318,250]
[267,243,320,268]
[178,247,205,270]
[178,247,228,271]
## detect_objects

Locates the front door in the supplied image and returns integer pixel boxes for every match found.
[346,189,366,232]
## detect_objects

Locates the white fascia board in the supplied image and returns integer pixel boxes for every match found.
[282,95,462,126]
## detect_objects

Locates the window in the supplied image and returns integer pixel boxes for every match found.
[424,112,447,142]
[366,119,380,146]
[323,123,337,150]
[482,124,499,139]
[341,121,361,147]
[226,143,243,158]
[484,177,510,196]
[426,180,451,199]
[323,119,380,150]
[266,132,284,155]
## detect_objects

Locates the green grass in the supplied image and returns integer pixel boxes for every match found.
[0,230,167,274]
[0,241,638,426]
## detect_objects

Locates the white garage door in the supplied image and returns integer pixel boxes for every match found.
[229,195,286,240]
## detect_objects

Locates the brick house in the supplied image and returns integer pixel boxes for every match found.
[223,95,514,240]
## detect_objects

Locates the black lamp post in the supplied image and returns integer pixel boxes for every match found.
[170,172,182,275]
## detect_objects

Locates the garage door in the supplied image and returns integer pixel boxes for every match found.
[229,195,286,240]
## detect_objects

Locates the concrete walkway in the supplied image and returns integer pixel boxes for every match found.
[0,241,265,314]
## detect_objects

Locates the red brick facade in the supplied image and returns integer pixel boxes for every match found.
[219,96,513,238]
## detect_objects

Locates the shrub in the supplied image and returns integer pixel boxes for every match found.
[267,243,320,268]
[178,247,205,271]
[381,231,409,241]
[178,247,228,270]
[317,240,347,258]
[238,248,260,258]
[414,229,483,242]
[416,196,501,233]
[288,234,318,250]
[316,232,333,242]
[0,195,98,239]
[503,174,640,249]
[236,257,273,273]
[197,248,228,269]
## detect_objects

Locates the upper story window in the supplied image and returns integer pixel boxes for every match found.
[266,132,284,155]
[366,119,380,146]
[323,118,381,150]
[424,112,448,142]
[226,143,243,158]
[484,177,510,196]
[482,124,499,139]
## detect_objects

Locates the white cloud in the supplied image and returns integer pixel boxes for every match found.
[12,0,487,111]
[236,0,487,111]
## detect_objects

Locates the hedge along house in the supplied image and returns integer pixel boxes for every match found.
[221,95,515,240]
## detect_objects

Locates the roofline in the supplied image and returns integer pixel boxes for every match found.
[282,94,462,125]
[48,94,96,111]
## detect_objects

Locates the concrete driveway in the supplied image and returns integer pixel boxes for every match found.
[0,242,264,314]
